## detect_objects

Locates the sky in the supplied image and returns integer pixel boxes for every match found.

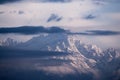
[0,0,120,50]
[0,0,120,31]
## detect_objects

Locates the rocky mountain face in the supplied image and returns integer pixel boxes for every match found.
[0,33,120,80]
[0,38,19,47]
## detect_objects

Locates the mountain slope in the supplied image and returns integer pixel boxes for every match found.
[0,33,120,80]
[18,33,102,54]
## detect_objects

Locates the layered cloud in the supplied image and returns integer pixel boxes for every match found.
[0,0,119,31]
[71,30,120,36]
[0,26,120,36]
[0,0,21,4]
[0,1,103,27]
[0,26,66,34]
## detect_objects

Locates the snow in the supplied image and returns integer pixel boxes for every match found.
[1,33,120,78]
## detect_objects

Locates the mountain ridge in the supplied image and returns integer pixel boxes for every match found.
[0,33,120,80]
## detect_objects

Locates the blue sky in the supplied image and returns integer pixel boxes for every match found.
[0,0,120,31]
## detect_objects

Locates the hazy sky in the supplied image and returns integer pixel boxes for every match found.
[0,0,120,31]
[0,0,120,49]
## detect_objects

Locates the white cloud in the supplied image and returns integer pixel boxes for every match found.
[0,0,119,31]
[0,1,101,27]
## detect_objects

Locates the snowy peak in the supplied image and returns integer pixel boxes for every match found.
[19,33,69,51]
[1,33,119,60]
[103,48,120,61]
[17,33,103,57]
[0,38,19,47]
[0,33,120,80]
[16,33,120,66]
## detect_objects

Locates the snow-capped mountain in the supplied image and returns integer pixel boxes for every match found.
[0,38,19,47]
[17,33,108,59]
[17,33,102,53]
[1,33,120,60]
[0,33,120,80]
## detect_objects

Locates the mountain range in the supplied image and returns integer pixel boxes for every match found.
[0,33,120,80]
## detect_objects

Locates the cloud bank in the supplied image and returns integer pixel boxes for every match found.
[0,26,120,36]
[70,30,120,36]
[0,26,66,34]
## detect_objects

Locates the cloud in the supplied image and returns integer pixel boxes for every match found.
[18,10,24,14]
[0,11,5,14]
[47,14,62,22]
[1,0,118,4]
[86,30,120,35]
[38,0,71,3]
[0,0,119,32]
[0,0,72,4]
[8,10,25,14]
[83,14,97,20]
[0,26,67,34]
[0,0,21,4]
[0,1,101,28]
[70,30,120,36]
